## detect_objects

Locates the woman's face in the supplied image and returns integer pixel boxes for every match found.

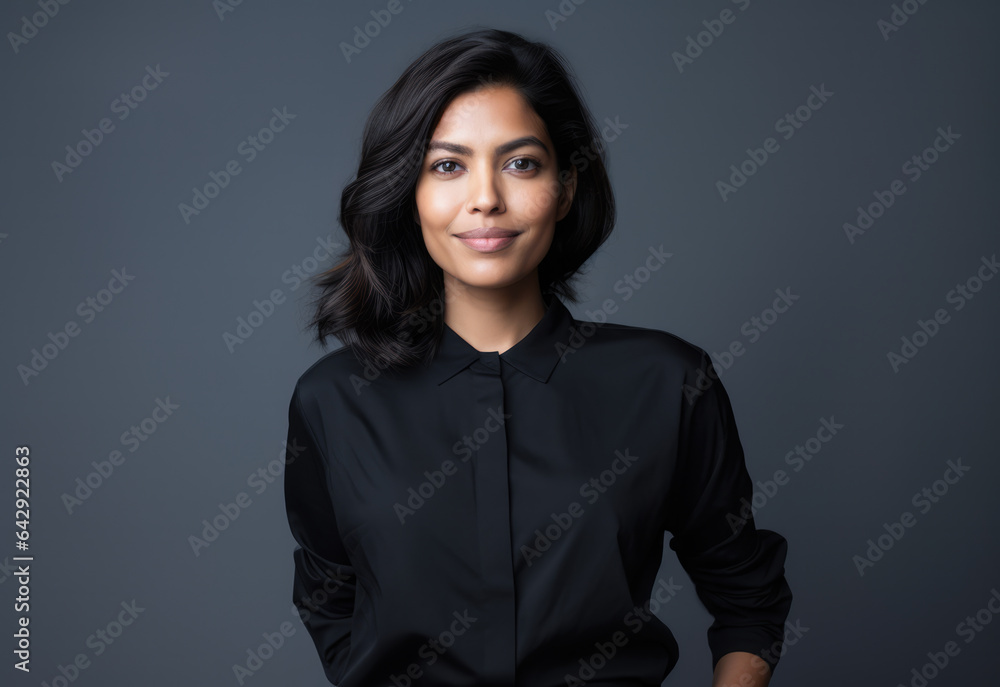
[414,85,575,296]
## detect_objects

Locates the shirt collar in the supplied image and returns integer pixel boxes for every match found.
[430,291,576,386]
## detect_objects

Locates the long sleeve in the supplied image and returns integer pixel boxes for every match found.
[283,385,356,685]
[663,349,793,675]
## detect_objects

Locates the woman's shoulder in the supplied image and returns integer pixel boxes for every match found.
[291,345,362,399]
[571,313,709,372]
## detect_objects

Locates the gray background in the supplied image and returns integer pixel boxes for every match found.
[2,0,998,684]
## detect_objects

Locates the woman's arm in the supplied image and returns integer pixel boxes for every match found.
[284,385,357,684]
[664,350,794,678]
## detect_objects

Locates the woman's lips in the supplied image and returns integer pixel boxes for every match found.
[454,234,520,253]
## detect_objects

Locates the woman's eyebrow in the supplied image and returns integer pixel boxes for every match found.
[426,135,549,158]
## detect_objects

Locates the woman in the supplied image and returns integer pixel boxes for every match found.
[284,27,792,686]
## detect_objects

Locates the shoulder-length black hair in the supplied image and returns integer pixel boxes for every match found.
[306,26,616,375]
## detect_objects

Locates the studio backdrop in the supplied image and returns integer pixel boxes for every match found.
[1,1,998,685]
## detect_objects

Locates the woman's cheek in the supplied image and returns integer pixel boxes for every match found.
[520,178,563,219]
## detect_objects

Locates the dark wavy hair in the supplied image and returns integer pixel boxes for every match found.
[306,27,616,375]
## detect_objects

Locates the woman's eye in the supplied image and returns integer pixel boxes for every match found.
[432,160,460,174]
[508,158,539,172]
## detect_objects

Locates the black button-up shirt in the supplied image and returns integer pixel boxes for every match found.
[283,293,793,686]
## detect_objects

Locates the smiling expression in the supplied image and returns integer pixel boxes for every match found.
[414,85,576,294]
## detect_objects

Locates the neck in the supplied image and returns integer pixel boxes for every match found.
[442,273,547,354]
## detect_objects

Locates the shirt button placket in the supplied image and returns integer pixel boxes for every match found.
[467,350,516,683]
